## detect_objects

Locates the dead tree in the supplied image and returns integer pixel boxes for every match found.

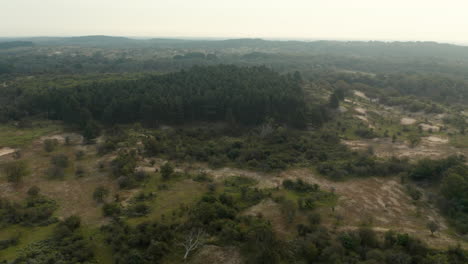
[180,228,205,261]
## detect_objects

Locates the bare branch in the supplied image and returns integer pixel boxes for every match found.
[180,228,206,261]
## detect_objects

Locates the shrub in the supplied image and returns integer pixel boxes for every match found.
[405,185,422,200]
[46,166,65,180]
[43,139,59,152]
[75,150,85,160]
[126,203,150,217]
[27,186,40,196]
[160,163,174,180]
[193,172,213,182]
[75,166,86,177]
[102,203,121,217]
[3,160,29,183]
[93,186,109,203]
[51,154,69,168]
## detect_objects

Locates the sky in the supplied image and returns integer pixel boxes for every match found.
[2,0,468,43]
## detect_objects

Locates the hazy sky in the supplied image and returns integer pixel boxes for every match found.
[2,0,468,43]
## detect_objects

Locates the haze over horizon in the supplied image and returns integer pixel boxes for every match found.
[2,0,468,44]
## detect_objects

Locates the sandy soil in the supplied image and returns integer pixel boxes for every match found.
[39,133,84,145]
[401,117,417,125]
[354,107,367,115]
[355,115,369,122]
[419,123,441,132]
[354,90,369,100]
[0,147,16,157]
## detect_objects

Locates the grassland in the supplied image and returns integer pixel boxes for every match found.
[0,121,62,147]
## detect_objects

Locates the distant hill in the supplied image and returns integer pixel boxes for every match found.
[0,41,34,49]
[3,36,468,61]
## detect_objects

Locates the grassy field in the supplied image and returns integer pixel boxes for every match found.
[0,121,62,147]
[450,134,468,148]
[127,174,207,226]
[0,224,56,261]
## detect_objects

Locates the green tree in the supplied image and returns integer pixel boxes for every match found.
[427,221,440,236]
[329,93,340,109]
[160,163,174,180]
[27,186,40,196]
[51,154,69,168]
[3,160,29,184]
[93,186,109,203]
[43,139,58,152]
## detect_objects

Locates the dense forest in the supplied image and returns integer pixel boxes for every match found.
[1,65,310,131]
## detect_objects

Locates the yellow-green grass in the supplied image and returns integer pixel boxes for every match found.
[0,121,62,148]
[450,134,468,148]
[0,224,56,262]
[273,188,338,208]
[81,226,114,264]
[127,175,207,226]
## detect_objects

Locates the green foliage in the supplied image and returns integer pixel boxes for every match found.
[46,166,65,180]
[111,150,146,189]
[51,154,69,168]
[12,216,94,264]
[12,65,308,129]
[125,203,151,218]
[102,203,122,217]
[405,185,422,201]
[75,150,85,160]
[0,194,57,228]
[427,221,440,235]
[160,162,174,180]
[144,126,352,172]
[27,186,40,197]
[43,138,59,152]
[93,186,109,203]
[2,160,29,183]
[282,179,320,193]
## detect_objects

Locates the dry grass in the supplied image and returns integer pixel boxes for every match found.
[189,245,243,264]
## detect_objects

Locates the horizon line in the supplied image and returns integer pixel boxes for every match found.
[0,35,467,46]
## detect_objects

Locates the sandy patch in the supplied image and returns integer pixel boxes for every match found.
[401,117,417,125]
[355,107,367,115]
[419,123,440,132]
[354,90,369,100]
[355,115,369,122]
[39,133,83,145]
[0,147,16,157]
[424,136,449,143]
